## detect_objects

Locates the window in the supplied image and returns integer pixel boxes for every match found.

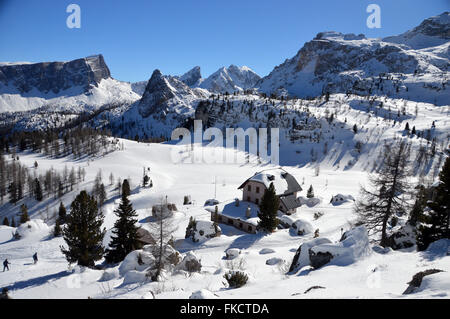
[239,222,243,228]
[256,187,260,194]
[228,218,233,225]
[248,185,251,191]
[256,198,259,205]
[247,196,251,201]
[248,226,252,232]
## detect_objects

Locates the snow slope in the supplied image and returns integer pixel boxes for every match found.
[0,136,448,299]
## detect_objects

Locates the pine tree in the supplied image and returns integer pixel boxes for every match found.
[257,183,280,232]
[416,157,450,250]
[307,185,315,198]
[122,179,131,197]
[355,140,411,247]
[11,218,16,228]
[34,178,43,201]
[54,219,62,237]
[353,124,358,134]
[105,192,141,263]
[2,217,9,226]
[58,202,67,224]
[60,190,105,267]
[19,204,30,224]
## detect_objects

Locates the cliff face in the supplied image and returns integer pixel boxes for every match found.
[0,54,111,94]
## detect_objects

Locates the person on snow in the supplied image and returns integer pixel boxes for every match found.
[3,259,10,272]
[33,252,38,264]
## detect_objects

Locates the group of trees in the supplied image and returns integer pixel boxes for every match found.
[355,139,449,250]
[1,127,119,159]
[61,179,140,267]
[0,154,85,205]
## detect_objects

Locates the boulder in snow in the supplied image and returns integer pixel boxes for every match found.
[176,251,202,273]
[277,215,295,229]
[266,257,284,265]
[259,248,275,255]
[289,237,332,272]
[330,194,355,206]
[290,219,314,236]
[225,248,240,260]
[309,226,371,269]
[189,289,218,299]
[185,219,221,243]
[387,224,416,250]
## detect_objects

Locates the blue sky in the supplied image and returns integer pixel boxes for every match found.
[0,0,448,82]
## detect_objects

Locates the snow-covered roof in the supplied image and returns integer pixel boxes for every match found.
[238,168,302,196]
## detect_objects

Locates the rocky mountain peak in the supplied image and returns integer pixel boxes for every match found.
[179,66,202,87]
[0,54,111,94]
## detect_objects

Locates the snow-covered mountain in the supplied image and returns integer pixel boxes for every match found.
[383,12,449,49]
[0,55,140,113]
[138,69,209,118]
[178,66,203,87]
[257,13,449,105]
[199,65,261,93]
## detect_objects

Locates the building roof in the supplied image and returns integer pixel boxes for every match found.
[279,194,302,210]
[238,168,302,196]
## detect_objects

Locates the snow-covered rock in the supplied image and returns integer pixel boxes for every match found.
[225,248,241,260]
[176,251,202,272]
[118,250,155,276]
[15,219,50,239]
[266,257,283,265]
[309,226,371,269]
[259,248,275,255]
[330,194,355,205]
[387,224,416,250]
[185,219,221,243]
[289,237,333,272]
[290,219,314,236]
[123,270,149,285]
[98,268,119,282]
[189,289,218,299]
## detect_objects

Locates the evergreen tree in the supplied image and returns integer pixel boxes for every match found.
[353,124,358,134]
[60,190,105,267]
[355,141,411,247]
[54,219,62,237]
[405,122,410,132]
[105,192,141,263]
[34,178,43,201]
[257,183,280,232]
[98,183,106,207]
[122,179,131,197]
[11,218,16,228]
[19,204,30,224]
[2,217,9,226]
[58,202,67,224]
[416,157,450,250]
[307,185,315,198]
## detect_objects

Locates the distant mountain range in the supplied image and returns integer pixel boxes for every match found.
[0,11,448,135]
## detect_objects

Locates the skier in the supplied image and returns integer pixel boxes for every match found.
[3,259,10,272]
[33,252,38,264]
